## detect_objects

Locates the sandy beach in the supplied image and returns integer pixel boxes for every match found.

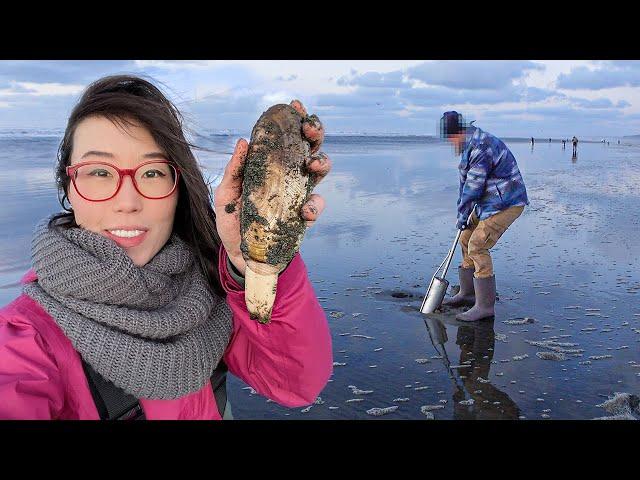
[2,133,638,419]
[227,136,640,419]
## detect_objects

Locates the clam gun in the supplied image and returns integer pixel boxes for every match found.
[421,206,476,314]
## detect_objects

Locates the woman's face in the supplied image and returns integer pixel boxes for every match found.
[68,116,179,266]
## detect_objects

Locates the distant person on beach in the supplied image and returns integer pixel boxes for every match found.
[438,111,529,322]
[531,137,534,146]
[572,136,578,154]
[0,75,333,419]
[549,138,551,143]
[562,139,566,149]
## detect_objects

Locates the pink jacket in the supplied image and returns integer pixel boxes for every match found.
[0,247,333,420]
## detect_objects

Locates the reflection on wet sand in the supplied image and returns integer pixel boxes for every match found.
[424,316,521,420]
[6,134,640,419]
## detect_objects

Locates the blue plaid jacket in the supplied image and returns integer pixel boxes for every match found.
[456,127,529,229]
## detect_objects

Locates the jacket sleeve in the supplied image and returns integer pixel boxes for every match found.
[0,318,65,419]
[219,246,333,408]
[457,145,492,225]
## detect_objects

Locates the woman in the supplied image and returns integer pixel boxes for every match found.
[0,75,333,420]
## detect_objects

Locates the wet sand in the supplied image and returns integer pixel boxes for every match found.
[226,137,640,420]
[1,134,638,419]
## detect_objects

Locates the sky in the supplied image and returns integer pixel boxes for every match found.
[0,60,639,138]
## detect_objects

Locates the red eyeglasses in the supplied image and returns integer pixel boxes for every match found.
[66,161,180,202]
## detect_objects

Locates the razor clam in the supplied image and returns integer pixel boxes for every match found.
[240,104,314,323]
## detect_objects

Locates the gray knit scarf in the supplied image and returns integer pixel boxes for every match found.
[23,217,233,400]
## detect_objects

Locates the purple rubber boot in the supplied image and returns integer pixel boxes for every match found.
[442,266,475,308]
[456,275,496,322]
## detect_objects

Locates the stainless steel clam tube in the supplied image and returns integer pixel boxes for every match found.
[420,206,475,314]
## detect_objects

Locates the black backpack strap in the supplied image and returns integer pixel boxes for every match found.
[82,359,229,420]
[81,360,144,420]
[211,360,228,418]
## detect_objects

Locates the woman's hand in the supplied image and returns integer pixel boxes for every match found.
[213,100,332,276]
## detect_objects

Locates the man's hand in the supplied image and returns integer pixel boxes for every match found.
[213,100,332,276]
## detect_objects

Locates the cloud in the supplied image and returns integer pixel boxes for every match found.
[401,85,520,105]
[323,64,557,110]
[570,97,614,108]
[0,93,80,128]
[556,63,640,90]
[134,60,220,70]
[189,90,262,115]
[399,83,559,106]
[406,61,544,89]
[13,82,85,97]
[621,112,640,120]
[473,103,637,138]
[0,83,37,95]
[260,91,293,108]
[337,70,407,89]
[605,61,640,68]
[308,76,618,135]
[524,87,563,102]
[483,104,625,121]
[0,61,138,85]
[276,74,297,82]
[0,60,634,137]
[184,89,294,133]
[314,88,403,110]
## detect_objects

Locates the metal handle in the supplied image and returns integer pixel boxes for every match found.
[433,205,476,280]
[441,229,462,279]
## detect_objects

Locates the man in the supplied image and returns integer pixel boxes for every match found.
[572,136,578,155]
[439,111,529,321]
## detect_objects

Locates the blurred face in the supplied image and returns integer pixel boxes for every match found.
[67,116,179,266]
[447,132,466,155]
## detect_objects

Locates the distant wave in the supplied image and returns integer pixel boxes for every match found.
[2,129,624,146]
[0,129,64,139]
[322,135,441,146]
